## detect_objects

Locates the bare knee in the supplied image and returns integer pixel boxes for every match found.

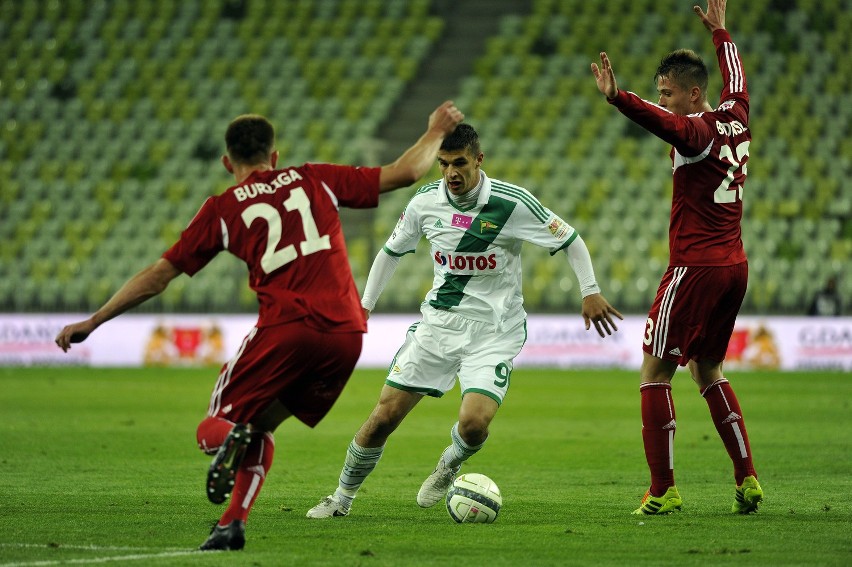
[640,353,677,384]
[688,359,724,390]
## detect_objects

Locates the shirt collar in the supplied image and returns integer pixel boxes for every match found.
[436,170,492,206]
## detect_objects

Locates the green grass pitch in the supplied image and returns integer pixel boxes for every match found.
[1,367,850,566]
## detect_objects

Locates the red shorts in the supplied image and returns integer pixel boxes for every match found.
[642,262,747,365]
[207,321,363,427]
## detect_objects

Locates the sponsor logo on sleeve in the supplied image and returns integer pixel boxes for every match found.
[547,216,570,239]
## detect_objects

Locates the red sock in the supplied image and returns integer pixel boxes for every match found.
[196,416,236,455]
[701,379,756,485]
[219,432,275,526]
[640,383,676,496]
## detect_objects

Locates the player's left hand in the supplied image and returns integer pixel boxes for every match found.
[694,0,726,33]
[55,319,97,352]
[581,294,624,338]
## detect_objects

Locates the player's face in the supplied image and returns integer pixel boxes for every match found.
[656,76,693,116]
[437,148,483,195]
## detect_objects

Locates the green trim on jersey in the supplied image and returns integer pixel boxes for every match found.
[463,388,503,406]
[551,230,579,255]
[490,180,550,223]
[382,245,415,257]
[414,180,441,196]
[429,195,517,310]
[448,199,477,213]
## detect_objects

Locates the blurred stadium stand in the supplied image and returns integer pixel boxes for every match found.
[1,0,849,315]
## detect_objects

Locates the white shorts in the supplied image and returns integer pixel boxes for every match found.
[385,308,527,405]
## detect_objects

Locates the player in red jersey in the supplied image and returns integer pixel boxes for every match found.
[591,0,763,515]
[55,100,464,550]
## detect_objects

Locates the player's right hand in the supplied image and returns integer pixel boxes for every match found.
[428,100,464,137]
[591,52,618,100]
[55,319,97,352]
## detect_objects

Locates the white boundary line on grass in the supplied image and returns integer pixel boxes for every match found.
[0,543,210,566]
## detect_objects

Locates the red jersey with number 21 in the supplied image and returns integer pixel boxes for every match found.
[163,163,381,332]
[610,29,749,267]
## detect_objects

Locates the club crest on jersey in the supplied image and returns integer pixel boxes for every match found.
[480,220,499,233]
[451,214,472,229]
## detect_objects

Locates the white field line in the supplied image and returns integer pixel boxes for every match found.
[0,543,212,566]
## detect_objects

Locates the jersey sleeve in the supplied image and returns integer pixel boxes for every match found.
[609,91,717,156]
[511,194,578,255]
[382,199,422,256]
[712,29,749,124]
[301,163,380,209]
[161,197,223,276]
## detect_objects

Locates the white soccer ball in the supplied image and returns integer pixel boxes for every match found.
[445,473,502,523]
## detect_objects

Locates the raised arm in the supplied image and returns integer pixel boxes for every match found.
[55,258,182,351]
[378,101,464,192]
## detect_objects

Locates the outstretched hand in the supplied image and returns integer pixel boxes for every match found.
[694,0,726,32]
[581,293,624,338]
[55,318,97,352]
[590,52,618,100]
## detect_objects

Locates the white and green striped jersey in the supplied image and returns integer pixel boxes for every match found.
[383,171,578,329]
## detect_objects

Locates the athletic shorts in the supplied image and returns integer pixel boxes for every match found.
[643,262,747,366]
[385,308,527,405]
[207,321,363,427]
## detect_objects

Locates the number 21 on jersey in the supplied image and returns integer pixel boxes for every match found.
[241,187,331,274]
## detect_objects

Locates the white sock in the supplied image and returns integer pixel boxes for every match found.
[442,421,486,469]
[336,438,384,500]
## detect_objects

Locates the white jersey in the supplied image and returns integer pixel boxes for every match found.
[383,171,577,329]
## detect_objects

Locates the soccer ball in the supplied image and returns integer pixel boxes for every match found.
[445,473,502,523]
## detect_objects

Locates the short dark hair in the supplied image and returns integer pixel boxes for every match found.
[654,49,709,97]
[440,123,480,156]
[225,114,274,165]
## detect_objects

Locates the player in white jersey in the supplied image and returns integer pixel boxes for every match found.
[307,124,622,518]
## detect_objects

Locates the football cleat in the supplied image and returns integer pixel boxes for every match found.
[417,455,460,508]
[206,423,252,504]
[306,494,351,518]
[732,475,763,514]
[632,486,683,515]
[199,520,245,551]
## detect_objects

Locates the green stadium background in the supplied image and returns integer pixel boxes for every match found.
[1,0,849,317]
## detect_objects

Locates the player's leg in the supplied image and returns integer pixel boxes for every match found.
[208,398,290,522]
[199,328,297,551]
[633,353,682,515]
[310,315,459,516]
[634,266,712,515]
[690,360,762,513]
[417,317,520,508]
[417,393,498,508]
[688,262,761,513]
[308,385,423,518]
